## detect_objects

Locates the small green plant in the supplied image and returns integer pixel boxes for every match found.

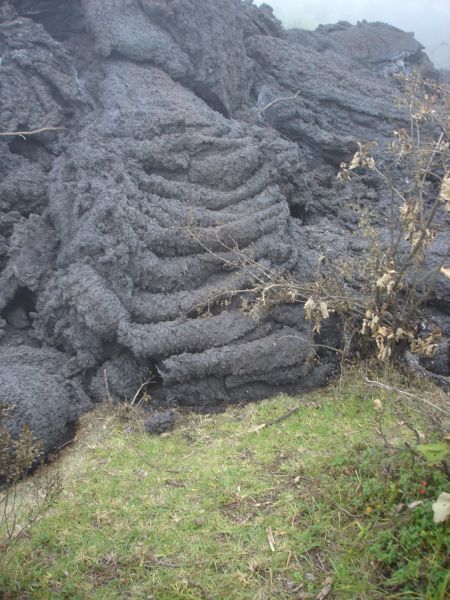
[416,441,450,465]
[343,447,450,598]
[0,404,61,549]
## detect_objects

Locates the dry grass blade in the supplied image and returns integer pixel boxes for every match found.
[266,526,276,552]
[316,577,333,600]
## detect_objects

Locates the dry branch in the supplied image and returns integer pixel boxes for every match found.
[259,90,301,114]
[0,127,65,139]
[365,378,450,416]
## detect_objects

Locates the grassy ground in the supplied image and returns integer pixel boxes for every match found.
[0,365,449,599]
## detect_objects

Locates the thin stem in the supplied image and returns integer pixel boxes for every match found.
[0,127,65,139]
[259,91,301,115]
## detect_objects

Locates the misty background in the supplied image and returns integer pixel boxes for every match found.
[255,0,450,69]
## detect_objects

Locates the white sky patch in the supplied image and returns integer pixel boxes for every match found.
[254,0,450,69]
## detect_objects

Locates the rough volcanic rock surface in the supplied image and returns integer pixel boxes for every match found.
[0,346,91,455]
[0,0,448,455]
[288,20,425,66]
[82,0,252,116]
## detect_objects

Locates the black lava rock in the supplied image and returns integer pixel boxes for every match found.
[0,0,448,458]
[144,411,176,435]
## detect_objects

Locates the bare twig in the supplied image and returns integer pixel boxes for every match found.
[0,127,65,140]
[249,404,305,434]
[103,369,112,403]
[131,380,153,406]
[259,90,301,115]
[365,379,450,416]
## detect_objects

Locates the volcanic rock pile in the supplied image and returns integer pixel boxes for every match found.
[0,0,448,454]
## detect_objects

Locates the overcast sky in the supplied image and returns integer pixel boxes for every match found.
[254,0,450,69]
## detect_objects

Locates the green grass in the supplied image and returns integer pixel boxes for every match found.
[1,366,449,599]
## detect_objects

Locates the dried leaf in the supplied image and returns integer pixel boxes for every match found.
[439,173,450,211]
[440,266,450,279]
[432,492,450,523]
[304,298,316,320]
[360,319,370,335]
[318,300,329,319]
[377,325,391,338]
[376,270,397,294]
[373,399,383,412]
[377,342,392,362]
[316,577,333,600]
[410,330,441,358]
[249,424,266,434]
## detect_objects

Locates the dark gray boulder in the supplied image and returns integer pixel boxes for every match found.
[0,346,91,456]
[144,411,176,435]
